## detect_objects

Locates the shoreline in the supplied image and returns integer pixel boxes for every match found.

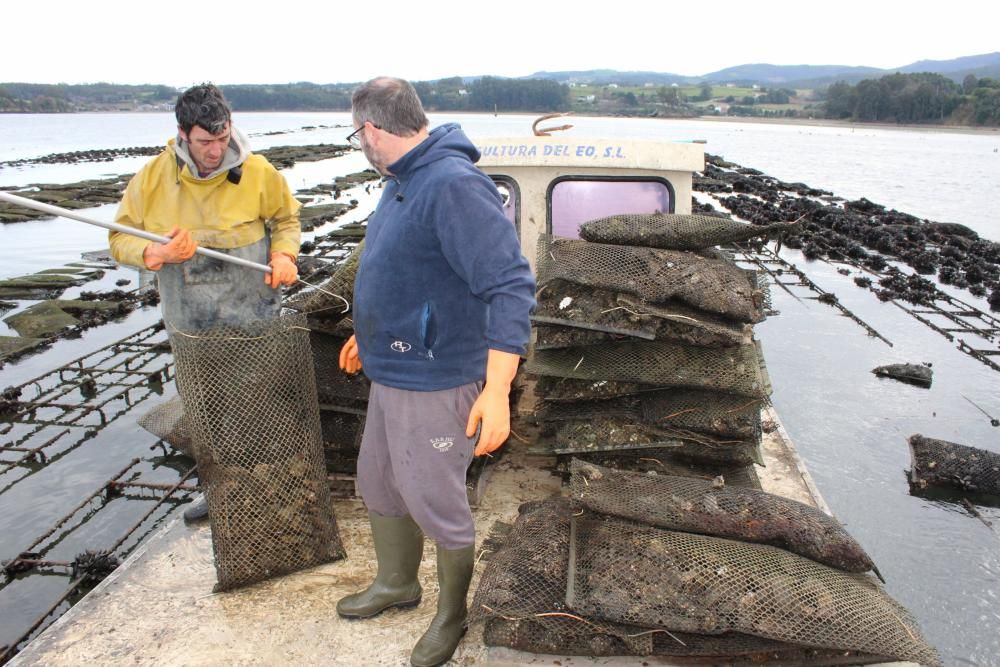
[3,108,998,136]
[683,114,1000,135]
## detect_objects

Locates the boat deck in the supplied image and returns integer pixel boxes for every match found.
[12,408,902,667]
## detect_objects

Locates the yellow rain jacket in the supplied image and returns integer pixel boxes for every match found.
[110,131,301,268]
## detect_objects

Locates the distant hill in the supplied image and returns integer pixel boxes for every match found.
[522,52,1000,89]
[897,52,1000,74]
[525,70,688,86]
[700,64,883,85]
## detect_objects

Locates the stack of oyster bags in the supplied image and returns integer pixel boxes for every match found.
[525,213,795,484]
[286,239,369,496]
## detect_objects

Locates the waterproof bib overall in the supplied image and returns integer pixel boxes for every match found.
[157,237,280,332]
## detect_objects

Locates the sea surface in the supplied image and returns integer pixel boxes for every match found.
[1,112,999,664]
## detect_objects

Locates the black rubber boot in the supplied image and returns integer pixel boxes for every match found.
[182,498,209,524]
[410,544,475,667]
[336,513,424,619]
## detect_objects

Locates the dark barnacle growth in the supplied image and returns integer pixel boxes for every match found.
[2,552,41,577]
[990,287,1000,312]
[0,385,23,414]
[79,376,98,399]
[71,550,120,585]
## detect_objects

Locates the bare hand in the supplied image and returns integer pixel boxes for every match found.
[266,252,298,288]
[143,227,197,271]
[339,334,362,374]
[466,384,510,457]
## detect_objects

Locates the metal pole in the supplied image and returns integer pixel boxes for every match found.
[0,191,272,274]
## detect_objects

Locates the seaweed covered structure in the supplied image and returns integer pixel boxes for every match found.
[169,313,345,592]
[908,433,1000,496]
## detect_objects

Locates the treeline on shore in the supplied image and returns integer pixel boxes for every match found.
[823,73,1000,125]
[2,72,998,126]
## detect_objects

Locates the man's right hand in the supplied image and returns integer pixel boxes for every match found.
[143,227,197,271]
[339,335,362,374]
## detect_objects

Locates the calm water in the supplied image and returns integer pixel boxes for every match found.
[1,112,999,664]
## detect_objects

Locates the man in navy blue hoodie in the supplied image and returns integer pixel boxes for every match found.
[336,77,535,666]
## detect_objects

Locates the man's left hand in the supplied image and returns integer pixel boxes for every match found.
[466,384,510,457]
[266,252,297,288]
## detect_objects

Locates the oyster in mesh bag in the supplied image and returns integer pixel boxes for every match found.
[579,213,801,251]
[570,461,881,577]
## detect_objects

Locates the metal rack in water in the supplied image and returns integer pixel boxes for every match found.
[734,241,1000,371]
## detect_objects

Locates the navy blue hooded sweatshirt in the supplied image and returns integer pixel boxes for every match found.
[353,123,536,391]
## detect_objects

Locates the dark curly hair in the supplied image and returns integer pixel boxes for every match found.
[175,83,231,135]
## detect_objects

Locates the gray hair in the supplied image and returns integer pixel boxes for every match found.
[351,77,429,137]
[175,83,232,135]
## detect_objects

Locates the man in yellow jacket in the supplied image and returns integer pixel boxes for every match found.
[110,83,300,328]
[110,83,301,521]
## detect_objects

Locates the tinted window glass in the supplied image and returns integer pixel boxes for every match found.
[551,179,671,238]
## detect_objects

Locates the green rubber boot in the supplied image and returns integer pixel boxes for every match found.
[410,545,475,667]
[336,513,424,619]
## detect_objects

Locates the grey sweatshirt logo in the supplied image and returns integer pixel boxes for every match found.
[431,437,454,452]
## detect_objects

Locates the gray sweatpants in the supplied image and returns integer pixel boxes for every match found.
[357,381,481,550]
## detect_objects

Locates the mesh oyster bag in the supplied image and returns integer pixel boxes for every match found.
[533,376,663,403]
[474,498,887,662]
[579,213,801,251]
[570,461,880,576]
[170,313,345,592]
[309,330,370,406]
[908,433,1000,495]
[565,516,940,665]
[534,324,628,351]
[554,452,762,490]
[285,238,363,318]
[639,388,762,440]
[535,235,764,323]
[137,394,194,457]
[537,415,762,466]
[534,279,752,349]
[525,340,771,399]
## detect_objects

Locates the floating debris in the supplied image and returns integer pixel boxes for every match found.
[872,363,932,388]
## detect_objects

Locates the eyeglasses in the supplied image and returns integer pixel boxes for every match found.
[346,122,380,149]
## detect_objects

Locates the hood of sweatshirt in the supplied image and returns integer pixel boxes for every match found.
[172,125,252,180]
[386,123,480,179]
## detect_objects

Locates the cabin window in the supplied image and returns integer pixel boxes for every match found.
[548,177,673,239]
[491,176,520,233]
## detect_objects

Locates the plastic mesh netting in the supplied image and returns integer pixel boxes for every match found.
[137,394,194,457]
[569,461,880,575]
[579,213,801,251]
[309,330,370,406]
[566,516,938,664]
[533,415,762,466]
[639,388,762,440]
[554,453,762,490]
[285,239,363,318]
[472,498,902,662]
[170,313,345,592]
[908,433,1000,495]
[533,376,662,403]
[534,279,752,349]
[536,235,764,323]
[526,340,771,399]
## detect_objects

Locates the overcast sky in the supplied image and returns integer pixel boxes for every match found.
[3,1,998,87]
